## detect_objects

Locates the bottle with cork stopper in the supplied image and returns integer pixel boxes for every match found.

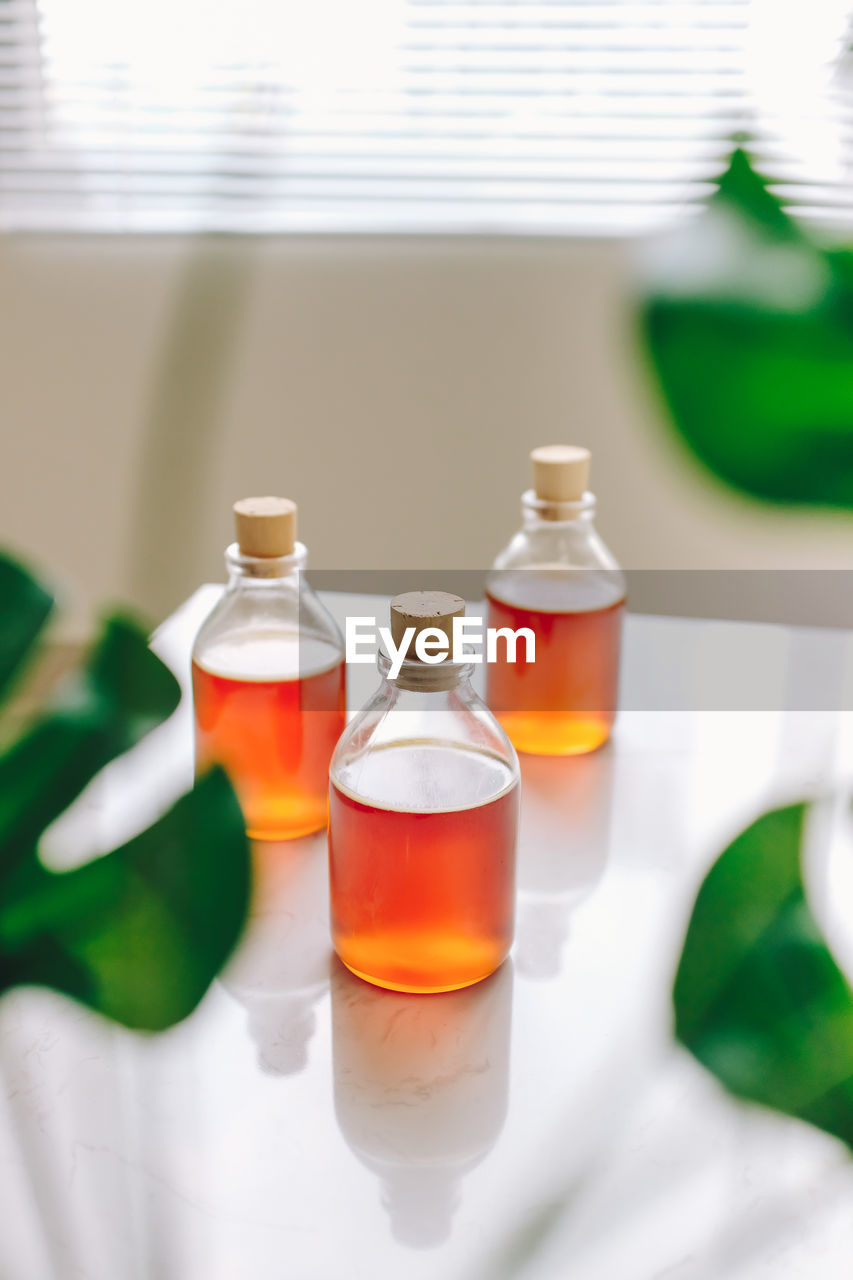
[328,590,519,993]
[485,446,625,756]
[191,497,346,840]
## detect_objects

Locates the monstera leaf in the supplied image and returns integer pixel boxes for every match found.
[674,803,853,1148]
[643,149,853,1145]
[0,550,250,1030]
[0,554,53,700]
[642,147,853,507]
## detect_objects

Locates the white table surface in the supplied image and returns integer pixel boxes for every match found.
[3,588,853,1280]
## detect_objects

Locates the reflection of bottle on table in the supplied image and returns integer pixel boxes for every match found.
[221,835,331,1075]
[331,960,514,1249]
[516,749,614,980]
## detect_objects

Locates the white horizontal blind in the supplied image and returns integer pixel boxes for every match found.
[0,0,850,233]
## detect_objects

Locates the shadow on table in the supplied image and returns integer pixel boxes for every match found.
[221,833,332,1075]
[515,746,614,980]
[331,957,514,1250]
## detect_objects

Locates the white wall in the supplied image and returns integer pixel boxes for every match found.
[1,234,850,636]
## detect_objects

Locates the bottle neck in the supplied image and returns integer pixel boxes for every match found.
[377,647,475,694]
[225,540,308,587]
[521,488,596,530]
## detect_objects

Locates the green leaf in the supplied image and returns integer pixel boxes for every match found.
[0,552,252,1032]
[0,551,54,699]
[714,146,804,242]
[0,614,182,870]
[0,768,250,1030]
[674,803,853,1147]
[641,148,853,508]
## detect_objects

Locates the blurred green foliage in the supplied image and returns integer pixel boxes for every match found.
[0,550,250,1030]
[642,148,853,507]
[646,151,853,1146]
[674,805,853,1148]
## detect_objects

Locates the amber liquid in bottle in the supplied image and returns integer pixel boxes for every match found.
[193,630,346,840]
[485,593,624,756]
[329,742,518,993]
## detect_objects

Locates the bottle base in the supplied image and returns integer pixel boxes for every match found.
[498,712,613,757]
[332,927,511,994]
[514,737,611,758]
[339,957,502,994]
[247,816,327,841]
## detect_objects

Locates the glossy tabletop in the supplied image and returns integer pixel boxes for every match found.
[2,588,853,1280]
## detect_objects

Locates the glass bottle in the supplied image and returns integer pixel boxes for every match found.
[192,497,346,840]
[486,446,625,756]
[329,591,519,993]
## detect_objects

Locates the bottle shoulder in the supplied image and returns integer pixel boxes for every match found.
[487,523,625,611]
[491,520,621,570]
[331,677,518,805]
[192,578,344,676]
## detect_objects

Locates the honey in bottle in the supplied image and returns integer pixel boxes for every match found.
[192,496,346,840]
[486,446,625,756]
[328,591,519,993]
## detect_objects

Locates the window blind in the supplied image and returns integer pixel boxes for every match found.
[0,0,850,233]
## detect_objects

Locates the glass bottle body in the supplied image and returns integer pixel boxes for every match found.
[486,492,625,756]
[192,543,346,840]
[329,654,519,993]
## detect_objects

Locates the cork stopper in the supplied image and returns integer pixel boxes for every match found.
[233,497,296,558]
[390,591,466,660]
[531,445,590,503]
